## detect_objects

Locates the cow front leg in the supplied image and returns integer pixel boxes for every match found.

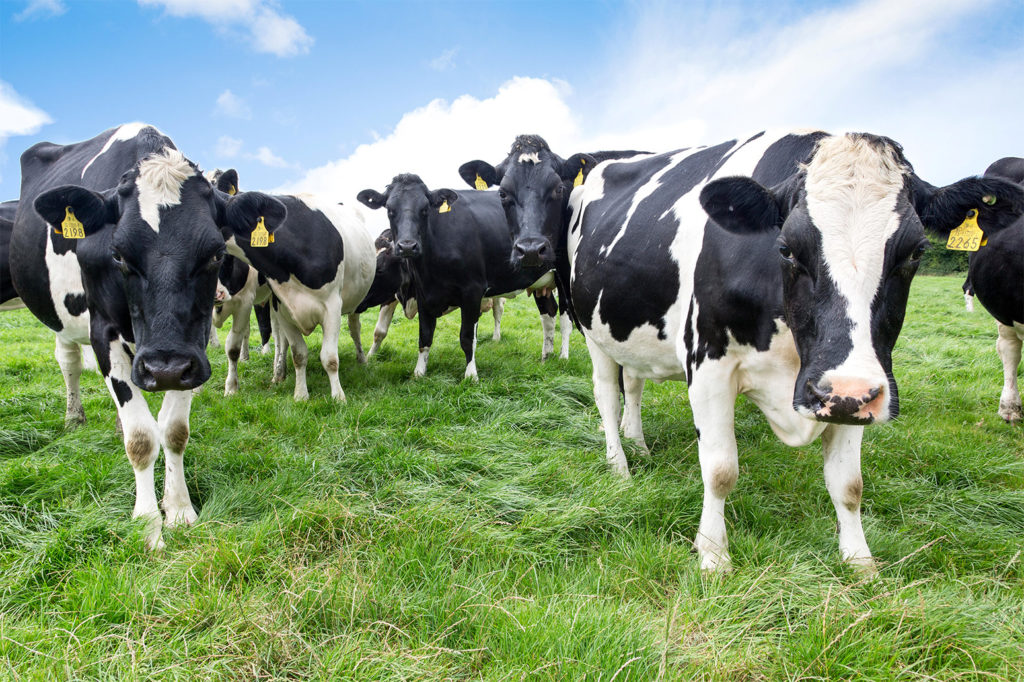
[270,304,289,384]
[97,336,163,550]
[557,290,571,359]
[414,314,437,378]
[348,312,366,365]
[821,424,874,572]
[158,390,197,528]
[585,336,629,478]
[208,321,220,349]
[54,335,86,427]
[319,297,345,401]
[460,303,481,381]
[367,301,397,358]
[689,362,739,572]
[535,291,557,361]
[277,318,310,401]
[621,369,648,453]
[491,298,504,341]
[255,301,273,355]
[223,309,251,396]
[996,322,1022,423]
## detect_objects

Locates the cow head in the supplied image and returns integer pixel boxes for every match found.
[356,174,458,259]
[34,149,285,392]
[700,133,1024,425]
[459,135,594,269]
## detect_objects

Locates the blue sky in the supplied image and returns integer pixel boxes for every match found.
[1,0,1022,205]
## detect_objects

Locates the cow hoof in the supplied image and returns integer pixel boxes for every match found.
[699,553,733,574]
[294,391,309,402]
[64,412,86,430]
[332,392,347,403]
[608,459,631,479]
[492,333,501,342]
[356,353,367,365]
[998,401,1022,423]
[224,384,238,397]
[541,352,551,362]
[271,374,285,384]
[260,344,272,356]
[464,372,479,383]
[846,556,878,577]
[559,351,569,360]
[136,512,164,551]
[630,439,650,455]
[164,504,198,529]
[413,369,426,379]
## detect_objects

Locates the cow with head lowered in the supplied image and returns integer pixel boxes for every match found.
[9,123,286,550]
[549,130,1021,572]
[357,174,557,379]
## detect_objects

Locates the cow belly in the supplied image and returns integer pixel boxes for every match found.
[271,276,331,335]
[0,297,25,311]
[583,292,686,380]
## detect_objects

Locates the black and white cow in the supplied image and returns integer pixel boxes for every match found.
[1,200,22,311]
[9,123,286,549]
[219,181,377,401]
[558,131,1024,572]
[941,157,1024,422]
[356,174,557,379]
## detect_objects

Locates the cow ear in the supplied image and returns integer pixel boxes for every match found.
[699,177,783,234]
[915,175,1024,236]
[458,161,498,190]
[357,189,387,210]
[222,192,287,244]
[559,153,598,187]
[216,169,239,196]
[34,185,118,239]
[429,188,459,209]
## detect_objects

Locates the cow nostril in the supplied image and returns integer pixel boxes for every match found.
[808,380,830,403]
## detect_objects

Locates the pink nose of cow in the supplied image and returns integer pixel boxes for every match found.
[808,377,887,423]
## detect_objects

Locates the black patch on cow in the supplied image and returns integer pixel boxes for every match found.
[0,200,17,305]
[63,292,87,316]
[110,377,132,406]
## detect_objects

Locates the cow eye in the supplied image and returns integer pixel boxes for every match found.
[208,251,225,270]
[111,249,129,273]
[553,185,564,198]
[498,190,509,202]
[387,208,395,218]
[778,244,794,260]
[910,243,927,261]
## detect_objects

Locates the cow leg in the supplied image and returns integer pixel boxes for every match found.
[689,362,739,571]
[99,338,163,550]
[996,322,1023,423]
[208,321,220,349]
[158,389,197,528]
[536,291,557,361]
[621,369,648,453]
[414,314,437,378]
[585,336,629,478]
[558,291,571,360]
[964,292,974,313]
[319,297,345,402]
[348,312,366,365]
[223,307,252,396]
[54,335,86,427]
[821,424,874,572]
[460,303,481,381]
[255,302,273,355]
[491,298,504,341]
[368,301,397,358]
[271,306,289,384]
[276,318,309,401]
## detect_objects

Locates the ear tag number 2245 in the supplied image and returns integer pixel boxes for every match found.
[945,209,985,252]
[61,206,86,239]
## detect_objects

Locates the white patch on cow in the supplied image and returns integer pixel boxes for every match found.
[414,347,430,377]
[804,134,907,419]
[527,270,555,291]
[42,230,91,346]
[518,152,540,164]
[996,321,1023,423]
[541,313,556,360]
[158,390,198,528]
[136,148,193,233]
[80,122,152,179]
[464,323,478,381]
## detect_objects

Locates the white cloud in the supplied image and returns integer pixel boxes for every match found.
[215,135,243,158]
[138,0,313,57]
[429,48,458,72]
[249,146,294,169]
[14,0,66,20]
[214,89,251,119]
[0,81,53,181]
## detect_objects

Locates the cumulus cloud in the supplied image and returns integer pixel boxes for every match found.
[0,81,53,181]
[14,0,66,21]
[429,48,458,72]
[249,146,294,168]
[138,0,313,57]
[214,89,252,119]
[215,135,243,158]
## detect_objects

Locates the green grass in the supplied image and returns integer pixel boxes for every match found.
[0,275,1021,680]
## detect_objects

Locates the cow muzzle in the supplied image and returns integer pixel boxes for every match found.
[512,237,553,268]
[801,377,889,425]
[396,239,420,258]
[133,350,210,392]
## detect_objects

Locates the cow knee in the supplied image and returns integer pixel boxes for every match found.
[164,421,189,454]
[126,429,158,469]
[227,346,240,362]
[709,464,738,497]
[842,476,863,512]
[324,356,339,373]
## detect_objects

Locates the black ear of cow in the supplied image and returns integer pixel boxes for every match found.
[700,177,783,234]
[34,185,118,238]
[223,192,287,239]
[429,188,459,208]
[559,153,598,185]
[916,175,1024,236]
[357,189,387,210]
[458,161,498,189]
[216,169,239,195]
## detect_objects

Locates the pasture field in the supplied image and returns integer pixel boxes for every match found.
[0,275,1021,680]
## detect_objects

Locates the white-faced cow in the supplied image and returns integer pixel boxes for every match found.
[9,123,286,549]
[218,177,377,401]
[559,130,1024,572]
[356,174,558,380]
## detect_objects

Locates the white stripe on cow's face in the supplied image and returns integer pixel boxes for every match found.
[81,122,153,180]
[135,148,194,233]
[803,135,908,410]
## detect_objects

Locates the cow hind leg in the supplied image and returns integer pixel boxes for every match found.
[255,302,273,354]
[159,390,198,528]
[348,312,366,365]
[491,298,504,341]
[621,370,648,453]
[276,318,309,401]
[368,301,397,358]
[996,322,1023,423]
[271,306,289,384]
[414,314,437,378]
[319,298,345,401]
[55,336,86,427]
[460,303,481,381]
[585,337,629,478]
[223,310,251,396]
[536,292,557,361]
[208,322,220,349]
[822,424,875,572]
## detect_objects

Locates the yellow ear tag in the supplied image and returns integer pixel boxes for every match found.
[474,174,488,191]
[573,168,584,188]
[61,206,86,239]
[250,216,270,248]
[945,208,984,252]
[438,200,451,214]
[228,185,237,196]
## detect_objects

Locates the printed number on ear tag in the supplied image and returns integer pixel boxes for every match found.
[251,216,270,248]
[438,200,451,214]
[945,208,984,252]
[474,174,488,191]
[61,206,85,239]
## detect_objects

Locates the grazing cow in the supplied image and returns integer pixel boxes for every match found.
[1,200,22,310]
[356,174,556,379]
[216,175,376,401]
[941,157,1024,422]
[9,123,286,549]
[559,130,1024,572]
